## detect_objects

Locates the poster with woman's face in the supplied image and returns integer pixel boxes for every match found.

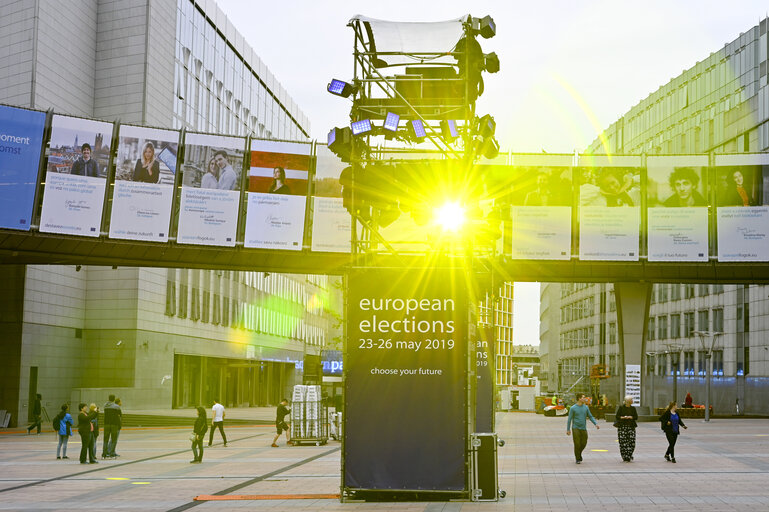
[177,133,246,246]
[578,167,638,207]
[108,125,179,242]
[244,140,310,250]
[716,165,769,261]
[39,115,113,237]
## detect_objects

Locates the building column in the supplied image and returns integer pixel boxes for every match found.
[614,282,652,403]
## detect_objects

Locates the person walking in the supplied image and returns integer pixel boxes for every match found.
[566,393,600,464]
[208,399,227,447]
[77,403,97,464]
[660,401,687,463]
[271,398,294,447]
[27,393,42,435]
[55,404,73,460]
[102,394,122,459]
[614,395,638,462]
[190,406,208,463]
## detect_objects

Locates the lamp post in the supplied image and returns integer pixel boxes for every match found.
[645,351,658,413]
[694,331,723,422]
[664,343,682,405]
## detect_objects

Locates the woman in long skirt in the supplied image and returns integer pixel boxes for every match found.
[615,395,638,462]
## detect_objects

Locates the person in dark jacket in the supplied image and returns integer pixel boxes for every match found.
[27,393,42,434]
[88,403,99,463]
[660,401,688,463]
[614,395,639,462]
[77,403,98,464]
[271,398,294,447]
[102,394,122,459]
[132,142,161,183]
[70,143,100,177]
[191,406,208,463]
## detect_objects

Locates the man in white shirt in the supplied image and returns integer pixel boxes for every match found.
[208,399,227,447]
[214,150,237,190]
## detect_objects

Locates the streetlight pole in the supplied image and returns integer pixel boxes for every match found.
[645,351,657,413]
[694,331,723,422]
[664,343,682,406]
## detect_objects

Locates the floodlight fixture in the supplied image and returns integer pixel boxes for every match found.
[483,137,500,160]
[471,15,496,39]
[351,119,373,136]
[409,119,427,142]
[434,201,466,232]
[440,120,459,142]
[484,52,500,73]
[477,114,496,138]
[327,79,356,98]
[383,112,400,132]
[328,126,352,162]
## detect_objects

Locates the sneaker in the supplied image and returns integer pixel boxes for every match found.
[664,454,671,461]
[287,441,295,445]
[57,456,61,459]
[190,460,201,464]
[89,461,98,464]
[223,443,227,447]
[576,460,581,464]
[62,456,69,459]
[271,443,279,447]
[671,458,676,463]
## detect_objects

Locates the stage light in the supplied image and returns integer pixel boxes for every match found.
[477,114,496,138]
[483,137,500,159]
[484,52,500,73]
[409,119,426,142]
[383,112,400,132]
[328,127,352,162]
[351,119,373,136]
[327,79,355,98]
[472,15,496,39]
[440,120,459,142]
[434,201,466,232]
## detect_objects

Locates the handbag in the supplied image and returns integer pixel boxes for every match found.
[189,432,198,442]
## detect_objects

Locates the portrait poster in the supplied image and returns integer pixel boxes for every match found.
[714,165,769,261]
[177,133,245,247]
[0,105,47,230]
[646,163,708,261]
[244,140,309,250]
[39,115,113,237]
[310,145,351,253]
[508,165,572,259]
[109,125,179,242]
[578,166,639,261]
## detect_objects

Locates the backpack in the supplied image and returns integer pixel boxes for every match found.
[52,412,62,432]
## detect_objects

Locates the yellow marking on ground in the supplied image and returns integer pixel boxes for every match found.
[591,449,609,452]
[106,477,130,481]
[131,482,151,485]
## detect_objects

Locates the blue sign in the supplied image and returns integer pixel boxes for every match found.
[321,350,343,375]
[0,105,46,230]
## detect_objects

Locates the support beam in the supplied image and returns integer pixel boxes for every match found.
[614,282,652,404]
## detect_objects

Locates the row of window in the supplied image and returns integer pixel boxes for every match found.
[560,296,594,324]
[647,308,724,340]
[646,350,725,376]
[651,283,724,303]
[559,326,596,350]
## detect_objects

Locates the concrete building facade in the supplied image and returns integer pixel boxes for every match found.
[0,0,334,427]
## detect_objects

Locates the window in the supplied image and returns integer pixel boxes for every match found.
[671,284,681,301]
[670,314,681,338]
[698,310,709,332]
[165,278,176,316]
[646,353,656,376]
[697,284,710,296]
[685,284,695,299]
[609,322,617,344]
[202,291,210,323]
[713,284,724,294]
[698,351,706,376]
[190,287,199,321]
[713,308,723,332]
[212,294,220,325]
[712,350,724,375]
[221,297,229,327]
[657,315,667,340]
[684,312,695,337]
[684,351,694,375]
[647,317,656,340]
[659,284,669,302]
[178,283,188,319]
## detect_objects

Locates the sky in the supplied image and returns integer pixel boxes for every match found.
[218,0,769,345]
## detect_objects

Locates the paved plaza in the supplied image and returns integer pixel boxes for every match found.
[1,412,768,511]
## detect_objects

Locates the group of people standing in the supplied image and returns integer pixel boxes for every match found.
[566,393,689,464]
[50,394,122,463]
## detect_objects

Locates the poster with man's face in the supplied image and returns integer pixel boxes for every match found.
[39,115,114,237]
[177,133,246,246]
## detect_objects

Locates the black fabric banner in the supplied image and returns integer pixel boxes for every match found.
[344,268,468,491]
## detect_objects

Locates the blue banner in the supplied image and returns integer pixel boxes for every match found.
[0,105,46,230]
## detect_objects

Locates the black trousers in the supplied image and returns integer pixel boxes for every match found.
[665,431,679,458]
[27,414,41,434]
[192,436,204,461]
[79,432,93,463]
[208,421,227,445]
